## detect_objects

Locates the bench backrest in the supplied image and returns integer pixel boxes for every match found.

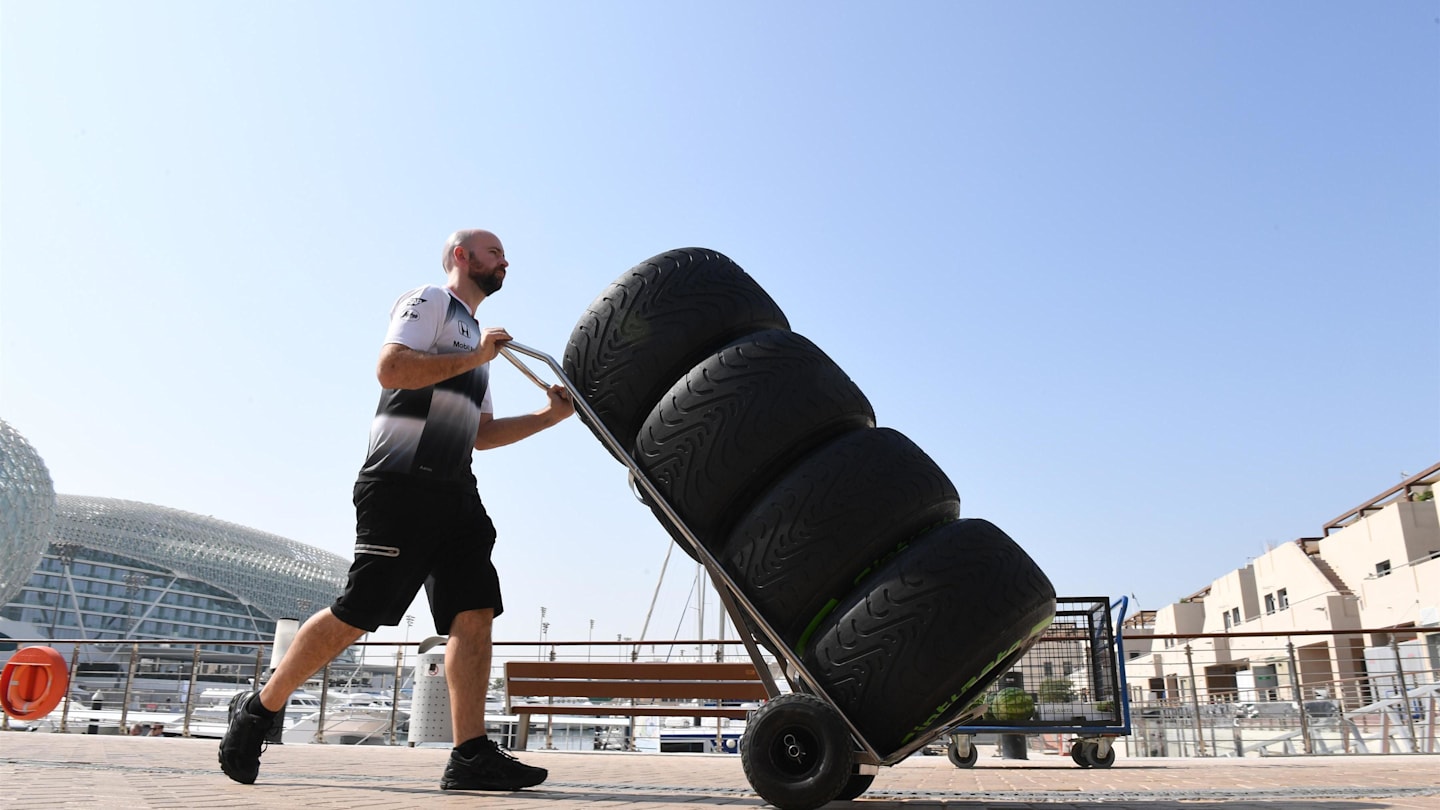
[505,661,768,709]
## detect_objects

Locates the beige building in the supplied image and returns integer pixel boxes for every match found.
[1123,464,1439,710]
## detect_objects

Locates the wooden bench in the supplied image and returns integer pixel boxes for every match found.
[503,661,769,750]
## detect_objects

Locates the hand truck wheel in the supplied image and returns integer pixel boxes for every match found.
[740,693,853,810]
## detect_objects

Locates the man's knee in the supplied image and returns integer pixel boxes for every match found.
[449,608,495,640]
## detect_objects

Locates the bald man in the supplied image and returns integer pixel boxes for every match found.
[219,229,574,791]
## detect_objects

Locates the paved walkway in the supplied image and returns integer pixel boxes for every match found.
[2,732,1438,809]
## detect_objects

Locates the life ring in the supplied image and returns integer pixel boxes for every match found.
[1,646,70,720]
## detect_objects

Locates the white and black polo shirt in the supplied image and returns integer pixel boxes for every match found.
[357,285,493,485]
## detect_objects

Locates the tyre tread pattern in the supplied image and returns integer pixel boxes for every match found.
[803,518,1056,756]
[563,248,789,452]
[636,330,875,549]
[723,427,960,648]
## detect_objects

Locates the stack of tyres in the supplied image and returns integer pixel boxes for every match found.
[565,248,1056,809]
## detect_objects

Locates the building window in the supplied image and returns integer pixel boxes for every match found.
[1277,589,1288,610]
[1265,594,1276,615]
[1224,612,1232,630]
[1231,607,1241,626]
[1375,560,1391,577]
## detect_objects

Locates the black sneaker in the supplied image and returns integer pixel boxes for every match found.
[218,691,270,784]
[440,738,548,791]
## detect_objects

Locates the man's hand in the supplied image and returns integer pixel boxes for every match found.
[542,384,576,424]
[475,327,513,366]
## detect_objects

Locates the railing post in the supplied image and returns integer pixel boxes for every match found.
[314,662,330,744]
[119,643,139,734]
[388,647,403,745]
[182,645,201,738]
[1286,640,1311,754]
[1183,644,1207,756]
[1389,636,1420,751]
[252,645,265,692]
[59,645,82,733]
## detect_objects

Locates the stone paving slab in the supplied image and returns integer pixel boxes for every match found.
[2,732,1439,809]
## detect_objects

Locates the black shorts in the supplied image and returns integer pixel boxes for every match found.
[331,479,503,635]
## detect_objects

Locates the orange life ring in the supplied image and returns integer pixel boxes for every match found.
[1,645,70,720]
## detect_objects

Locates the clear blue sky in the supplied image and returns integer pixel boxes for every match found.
[3,2,1436,654]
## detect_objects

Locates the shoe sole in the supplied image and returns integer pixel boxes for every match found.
[440,779,545,791]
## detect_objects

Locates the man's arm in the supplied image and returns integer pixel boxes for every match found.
[376,327,512,390]
[473,385,575,450]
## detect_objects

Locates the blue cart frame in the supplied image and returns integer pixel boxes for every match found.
[941,596,1132,768]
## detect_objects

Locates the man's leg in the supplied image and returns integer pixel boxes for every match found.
[219,608,365,784]
[439,608,547,791]
[260,608,366,712]
[446,607,494,744]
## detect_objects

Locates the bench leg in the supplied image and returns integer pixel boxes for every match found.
[515,712,530,751]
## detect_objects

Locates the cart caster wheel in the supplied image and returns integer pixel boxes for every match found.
[1070,742,1094,768]
[834,772,876,801]
[947,739,978,768]
[740,693,852,810]
[1086,744,1115,769]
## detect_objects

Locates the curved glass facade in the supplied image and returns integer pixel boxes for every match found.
[0,419,56,606]
[0,422,352,663]
[2,496,350,658]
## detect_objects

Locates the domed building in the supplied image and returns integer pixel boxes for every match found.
[0,419,55,609]
[0,419,350,674]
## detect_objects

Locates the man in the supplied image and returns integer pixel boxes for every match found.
[219,229,574,790]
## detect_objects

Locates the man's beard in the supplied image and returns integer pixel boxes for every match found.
[467,256,504,295]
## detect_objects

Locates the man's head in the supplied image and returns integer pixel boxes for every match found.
[442,229,508,296]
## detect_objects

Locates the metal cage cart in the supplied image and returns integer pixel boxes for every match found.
[498,341,1052,810]
[940,596,1132,769]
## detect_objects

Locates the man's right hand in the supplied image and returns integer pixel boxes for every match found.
[476,327,513,366]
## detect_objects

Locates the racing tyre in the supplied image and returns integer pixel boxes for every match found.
[740,693,852,810]
[636,329,875,553]
[723,427,960,651]
[803,518,1056,757]
[834,772,876,801]
[563,248,789,455]
[947,738,978,768]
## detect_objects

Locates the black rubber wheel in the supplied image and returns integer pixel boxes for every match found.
[563,248,789,456]
[722,427,959,651]
[740,693,853,810]
[947,739,978,768]
[802,518,1056,757]
[636,329,875,553]
[833,772,876,801]
[1070,742,1093,768]
[1086,743,1115,768]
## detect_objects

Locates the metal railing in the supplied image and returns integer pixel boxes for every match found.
[4,628,1436,757]
[0,636,775,749]
[1120,626,1438,757]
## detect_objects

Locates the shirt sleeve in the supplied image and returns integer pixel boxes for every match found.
[383,288,444,352]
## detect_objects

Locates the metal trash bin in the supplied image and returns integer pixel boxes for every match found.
[407,650,451,745]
